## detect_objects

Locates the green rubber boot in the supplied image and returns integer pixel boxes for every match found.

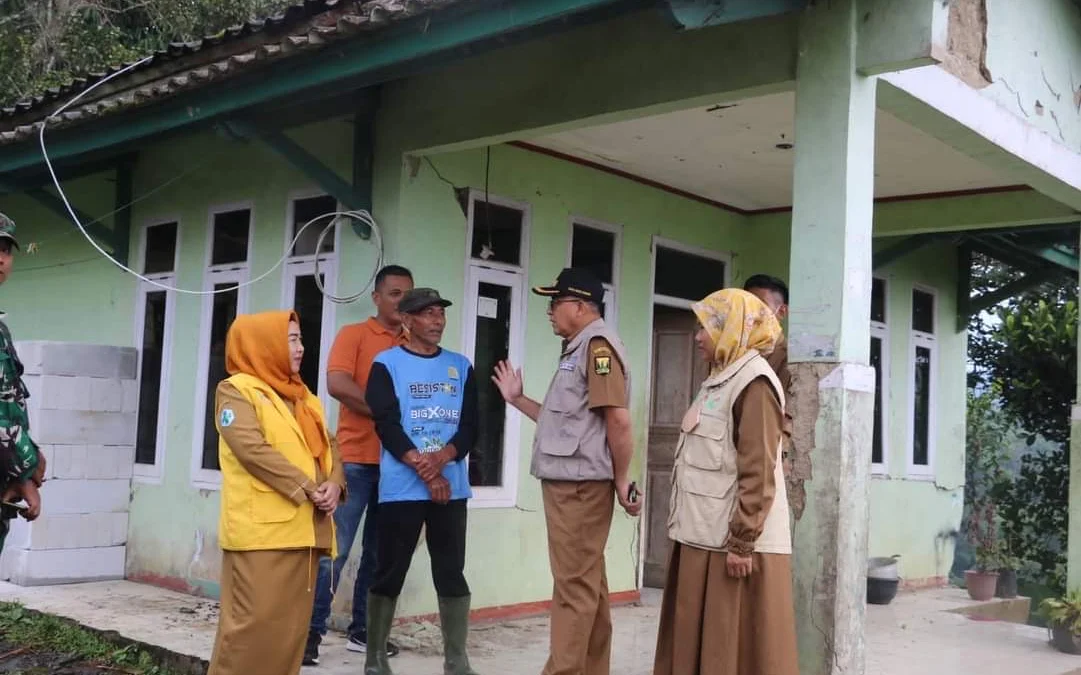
[438,595,480,675]
[365,593,398,675]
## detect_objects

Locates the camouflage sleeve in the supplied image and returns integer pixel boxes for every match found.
[0,324,38,486]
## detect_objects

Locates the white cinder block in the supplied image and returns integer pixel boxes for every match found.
[33,410,137,446]
[89,379,125,413]
[39,344,119,379]
[40,479,130,514]
[5,517,30,550]
[113,446,135,480]
[83,445,112,480]
[14,341,44,374]
[121,380,139,414]
[40,375,92,411]
[22,374,41,407]
[6,546,125,585]
[52,445,86,480]
[38,445,56,481]
[110,512,129,546]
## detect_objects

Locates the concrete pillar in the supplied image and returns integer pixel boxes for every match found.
[0,341,138,585]
[1068,227,1081,591]
[786,1,876,674]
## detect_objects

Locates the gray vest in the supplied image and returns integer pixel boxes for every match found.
[531,319,631,482]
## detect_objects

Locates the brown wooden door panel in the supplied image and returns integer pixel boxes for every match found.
[645,306,706,589]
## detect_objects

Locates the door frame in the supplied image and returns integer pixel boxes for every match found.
[638,236,732,590]
[460,264,525,509]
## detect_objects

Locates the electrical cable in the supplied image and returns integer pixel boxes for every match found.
[36,54,385,302]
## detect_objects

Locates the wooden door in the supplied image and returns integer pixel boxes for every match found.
[644,306,710,588]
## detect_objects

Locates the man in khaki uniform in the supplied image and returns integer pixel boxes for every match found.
[743,274,790,391]
[493,267,640,675]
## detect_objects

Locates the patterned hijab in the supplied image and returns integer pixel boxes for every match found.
[225,310,328,459]
[692,288,783,374]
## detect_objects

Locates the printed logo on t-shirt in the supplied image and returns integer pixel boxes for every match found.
[408,381,458,399]
[409,405,461,422]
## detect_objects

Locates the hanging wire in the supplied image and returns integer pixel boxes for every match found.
[36,54,384,302]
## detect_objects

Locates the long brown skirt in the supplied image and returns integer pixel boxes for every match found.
[208,549,319,675]
[653,543,798,675]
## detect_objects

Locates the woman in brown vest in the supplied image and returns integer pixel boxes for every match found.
[653,288,798,675]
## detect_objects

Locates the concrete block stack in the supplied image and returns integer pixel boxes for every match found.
[0,341,138,585]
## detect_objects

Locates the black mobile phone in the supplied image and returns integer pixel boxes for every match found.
[628,482,639,503]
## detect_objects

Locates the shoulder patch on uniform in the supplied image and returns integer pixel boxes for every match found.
[592,345,612,356]
[220,408,236,428]
[593,355,611,376]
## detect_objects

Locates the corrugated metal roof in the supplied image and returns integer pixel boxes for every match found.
[0,0,460,145]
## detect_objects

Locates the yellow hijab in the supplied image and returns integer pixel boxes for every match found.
[692,288,782,374]
[225,310,328,459]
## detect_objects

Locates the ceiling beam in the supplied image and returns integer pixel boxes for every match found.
[873,233,946,269]
[25,187,116,249]
[222,119,373,238]
[968,267,1063,318]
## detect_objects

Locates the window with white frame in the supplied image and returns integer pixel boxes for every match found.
[194,207,251,485]
[283,193,339,407]
[462,191,528,508]
[908,286,936,477]
[869,277,888,474]
[133,220,179,481]
[568,219,621,327]
[652,239,728,307]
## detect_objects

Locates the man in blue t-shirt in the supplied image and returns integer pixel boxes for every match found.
[364,287,480,675]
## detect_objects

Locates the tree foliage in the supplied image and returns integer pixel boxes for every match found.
[967,252,1078,594]
[0,0,293,107]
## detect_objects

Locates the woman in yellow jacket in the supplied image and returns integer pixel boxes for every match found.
[208,310,345,675]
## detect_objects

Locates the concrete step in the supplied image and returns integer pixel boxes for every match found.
[947,596,1032,625]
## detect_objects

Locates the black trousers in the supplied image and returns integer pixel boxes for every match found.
[370,498,470,599]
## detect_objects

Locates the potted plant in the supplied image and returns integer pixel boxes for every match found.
[965,543,1003,601]
[1040,591,1081,654]
[994,551,1022,599]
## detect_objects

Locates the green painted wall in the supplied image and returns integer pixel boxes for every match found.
[983,0,1081,152]
[867,243,966,583]
[0,173,133,346]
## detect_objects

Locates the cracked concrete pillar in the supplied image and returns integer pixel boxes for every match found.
[787,1,876,674]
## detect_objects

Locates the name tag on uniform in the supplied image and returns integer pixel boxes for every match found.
[558,360,576,372]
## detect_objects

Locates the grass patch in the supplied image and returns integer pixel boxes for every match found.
[0,601,182,674]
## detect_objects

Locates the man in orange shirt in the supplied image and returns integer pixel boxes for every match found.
[305,265,414,666]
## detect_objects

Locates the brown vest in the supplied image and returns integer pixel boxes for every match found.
[667,351,791,554]
[531,319,631,482]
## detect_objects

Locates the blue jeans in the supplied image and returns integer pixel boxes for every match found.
[310,463,380,636]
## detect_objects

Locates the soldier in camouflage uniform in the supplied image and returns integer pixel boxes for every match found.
[0,213,43,552]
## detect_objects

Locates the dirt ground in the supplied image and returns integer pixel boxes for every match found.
[0,640,126,674]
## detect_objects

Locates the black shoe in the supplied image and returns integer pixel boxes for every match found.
[303,631,321,666]
[347,631,400,657]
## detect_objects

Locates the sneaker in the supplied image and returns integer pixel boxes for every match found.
[302,631,321,666]
[346,632,400,657]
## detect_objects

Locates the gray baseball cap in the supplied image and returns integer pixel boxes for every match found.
[399,288,452,314]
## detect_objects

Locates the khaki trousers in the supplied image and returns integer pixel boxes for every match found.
[541,480,615,675]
